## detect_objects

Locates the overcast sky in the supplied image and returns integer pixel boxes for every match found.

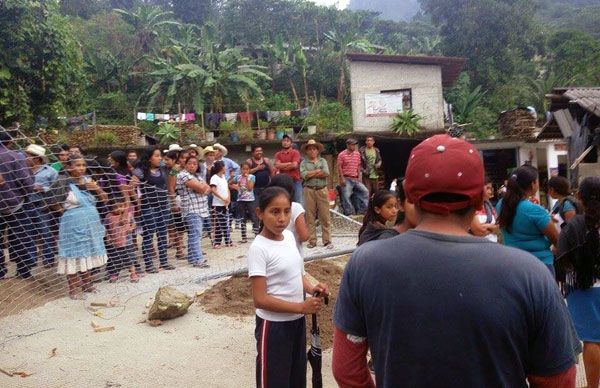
[310,0,350,9]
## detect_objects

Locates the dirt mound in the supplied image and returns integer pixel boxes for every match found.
[199,258,347,350]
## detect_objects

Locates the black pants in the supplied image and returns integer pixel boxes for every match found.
[1,206,37,277]
[106,244,135,276]
[213,206,231,245]
[237,200,259,240]
[255,315,306,388]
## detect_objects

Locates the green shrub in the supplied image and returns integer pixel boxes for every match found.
[389,110,422,136]
[94,131,118,146]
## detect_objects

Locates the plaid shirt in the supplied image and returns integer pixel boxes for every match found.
[176,170,209,217]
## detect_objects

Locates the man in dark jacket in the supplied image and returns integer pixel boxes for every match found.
[359,136,382,195]
[0,129,37,278]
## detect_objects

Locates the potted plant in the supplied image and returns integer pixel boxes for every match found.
[219,120,238,142]
[304,112,318,135]
[256,119,269,140]
[389,110,422,137]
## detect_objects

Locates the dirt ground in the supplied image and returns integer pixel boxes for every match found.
[0,269,67,318]
[199,258,345,350]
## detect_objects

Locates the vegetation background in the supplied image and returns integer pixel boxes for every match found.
[1,0,599,140]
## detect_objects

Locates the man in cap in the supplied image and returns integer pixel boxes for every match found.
[337,138,368,215]
[275,134,303,204]
[332,135,579,387]
[24,144,58,267]
[213,143,240,180]
[0,129,37,279]
[300,139,332,249]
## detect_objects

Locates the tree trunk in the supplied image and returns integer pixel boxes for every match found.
[289,77,300,108]
[302,69,309,106]
[337,58,345,103]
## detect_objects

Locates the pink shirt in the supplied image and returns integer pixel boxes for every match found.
[337,149,361,178]
[105,211,132,248]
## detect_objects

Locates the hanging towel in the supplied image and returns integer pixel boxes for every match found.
[185,113,196,122]
[258,111,269,121]
[224,113,238,123]
[237,111,254,127]
[146,113,155,121]
[137,112,147,121]
[266,111,282,122]
[163,114,170,121]
[155,114,165,121]
[282,110,292,117]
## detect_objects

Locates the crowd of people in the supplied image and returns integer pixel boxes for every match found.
[247,134,599,388]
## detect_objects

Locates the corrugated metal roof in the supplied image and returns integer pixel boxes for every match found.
[563,87,600,117]
[346,53,466,87]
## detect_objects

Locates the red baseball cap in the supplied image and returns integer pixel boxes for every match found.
[404,134,484,215]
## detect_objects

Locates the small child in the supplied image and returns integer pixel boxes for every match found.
[210,161,232,248]
[105,199,139,283]
[231,162,259,243]
[248,187,328,388]
[357,190,399,246]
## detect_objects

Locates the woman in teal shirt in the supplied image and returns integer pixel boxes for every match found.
[497,165,560,276]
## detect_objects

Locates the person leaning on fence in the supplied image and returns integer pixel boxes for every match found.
[332,134,581,387]
[337,138,369,216]
[359,136,382,195]
[176,155,211,268]
[50,144,69,173]
[54,155,108,299]
[300,139,333,249]
[24,144,59,268]
[105,197,138,283]
[247,186,329,388]
[130,147,175,273]
[164,150,186,261]
[0,130,37,279]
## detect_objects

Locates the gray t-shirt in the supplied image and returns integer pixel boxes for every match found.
[334,229,580,387]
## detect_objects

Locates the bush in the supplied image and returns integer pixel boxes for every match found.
[94,130,118,146]
[314,100,352,133]
[389,110,422,136]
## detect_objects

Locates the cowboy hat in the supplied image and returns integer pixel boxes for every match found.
[187,145,204,159]
[301,139,324,153]
[203,145,216,154]
[163,144,184,153]
[213,143,228,157]
[25,144,47,158]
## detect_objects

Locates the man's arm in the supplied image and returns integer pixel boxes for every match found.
[337,153,346,186]
[528,365,576,388]
[332,327,375,388]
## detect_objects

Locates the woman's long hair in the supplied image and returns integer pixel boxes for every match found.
[359,190,396,237]
[138,147,161,180]
[575,177,600,289]
[498,165,538,232]
[109,150,129,177]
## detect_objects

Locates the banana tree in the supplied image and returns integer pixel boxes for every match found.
[114,5,180,53]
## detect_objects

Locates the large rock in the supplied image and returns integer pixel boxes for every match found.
[148,287,194,321]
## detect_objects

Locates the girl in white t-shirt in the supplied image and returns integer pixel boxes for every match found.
[248,186,328,388]
[209,161,232,248]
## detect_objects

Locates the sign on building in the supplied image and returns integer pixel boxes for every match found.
[364,89,412,117]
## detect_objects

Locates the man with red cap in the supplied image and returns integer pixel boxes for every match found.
[332,135,580,387]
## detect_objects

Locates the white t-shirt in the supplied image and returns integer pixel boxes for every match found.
[209,174,229,207]
[286,202,305,255]
[247,230,305,322]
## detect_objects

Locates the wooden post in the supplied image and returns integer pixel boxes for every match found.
[134,108,137,126]
[93,111,98,148]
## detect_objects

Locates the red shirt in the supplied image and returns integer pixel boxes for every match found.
[337,149,361,178]
[275,148,301,181]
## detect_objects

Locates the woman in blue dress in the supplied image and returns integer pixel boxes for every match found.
[497,165,560,276]
[56,156,108,299]
[557,176,600,388]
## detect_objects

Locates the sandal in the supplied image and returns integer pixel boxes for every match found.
[212,244,221,249]
[130,272,139,283]
[307,243,317,249]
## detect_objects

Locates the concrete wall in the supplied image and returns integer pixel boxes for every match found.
[348,61,445,132]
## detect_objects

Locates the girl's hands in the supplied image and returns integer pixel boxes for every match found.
[86,180,100,192]
[301,297,323,314]
[311,282,329,298]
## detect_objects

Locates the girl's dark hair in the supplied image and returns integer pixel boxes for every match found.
[267,174,295,199]
[109,150,129,176]
[484,175,492,185]
[164,150,179,161]
[395,178,406,225]
[138,147,161,178]
[240,161,251,169]
[548,176,571,197]
[359,190,396,237]
[574,177,600,289]
[498,165,538,232]
[258,186,291,211]
[210,160,225,177]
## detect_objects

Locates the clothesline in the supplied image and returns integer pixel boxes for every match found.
[136,107,311,129]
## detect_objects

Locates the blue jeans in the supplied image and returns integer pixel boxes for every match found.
[1,205,37,277]
[186,213,204,264]
[340,178,369,215]
[141,206,169,269]
[293,180,303,205]
[25,204,55,266]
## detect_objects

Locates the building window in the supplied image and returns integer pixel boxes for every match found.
[364,89,412,117]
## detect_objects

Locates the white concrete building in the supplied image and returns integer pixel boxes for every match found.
[346,53,466,133]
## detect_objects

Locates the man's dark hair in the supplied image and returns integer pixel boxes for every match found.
[420,192,474,217]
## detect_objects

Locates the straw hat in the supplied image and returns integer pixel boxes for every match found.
[187,145,204,159]
[203,145,216,155]
[213,143,228,157]
[163,144,183,153]
[25,144,47,158]
[301,139,324,153]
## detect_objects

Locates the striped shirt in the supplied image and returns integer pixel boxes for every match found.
[337,150,361,178]
[176,170,209,218]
